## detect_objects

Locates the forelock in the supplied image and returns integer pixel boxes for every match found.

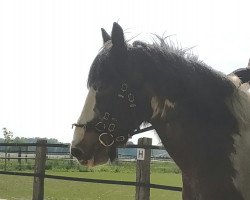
[87,41,113,88]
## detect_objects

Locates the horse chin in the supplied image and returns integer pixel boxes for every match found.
[79,147,110,167]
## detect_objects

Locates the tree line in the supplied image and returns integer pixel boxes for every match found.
[1,127,69,154]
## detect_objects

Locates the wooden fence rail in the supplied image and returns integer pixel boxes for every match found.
[0,138,182,200]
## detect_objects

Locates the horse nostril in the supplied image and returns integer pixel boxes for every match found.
[71,148,83,158]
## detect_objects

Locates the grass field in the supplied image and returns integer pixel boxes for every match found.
[0,160,182,200]
[0,172,182,200]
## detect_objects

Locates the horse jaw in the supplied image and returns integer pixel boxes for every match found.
[79,146,110,167]
[72,128,110,167]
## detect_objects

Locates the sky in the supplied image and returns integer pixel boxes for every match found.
[0,0,249,145]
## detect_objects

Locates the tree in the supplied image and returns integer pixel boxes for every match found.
[2,128,14,170]
[2,127,13,143]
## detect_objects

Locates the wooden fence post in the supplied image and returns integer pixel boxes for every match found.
[18,148,21,170]
[4,146,7,171]
[135,137,152,200]
[32,139,47,200]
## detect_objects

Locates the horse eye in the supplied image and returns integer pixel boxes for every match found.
[93,107,98,113]
[93,85,98,91]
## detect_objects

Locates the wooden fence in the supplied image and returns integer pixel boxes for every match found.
[0,138,182,200]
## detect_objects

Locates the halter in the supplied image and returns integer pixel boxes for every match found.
[72,83,154,147]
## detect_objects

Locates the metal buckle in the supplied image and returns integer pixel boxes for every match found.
[121,83,128,92]
[95,122,106,132]
[116,136,126,142]
[108,123,115,132]
[128,93,135,103]
[103,112,110,120]
[118,94,125,98]
[99,133,114,147]
[72,123,86,129]
[129,104,136,108]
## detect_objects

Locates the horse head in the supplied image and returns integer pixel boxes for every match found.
[70,23,152,166]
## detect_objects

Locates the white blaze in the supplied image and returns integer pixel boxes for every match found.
[71,88,96,147]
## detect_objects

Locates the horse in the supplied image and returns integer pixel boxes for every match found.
[71,22,250,200]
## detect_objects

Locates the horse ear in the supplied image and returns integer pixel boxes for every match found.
[111,22,126,49]
[101,28,111,44]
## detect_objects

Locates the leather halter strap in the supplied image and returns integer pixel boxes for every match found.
[72,83,154,147]
[72,120,154,147]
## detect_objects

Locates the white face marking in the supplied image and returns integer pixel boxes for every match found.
[151,96,175,119]
[71,88,96,147]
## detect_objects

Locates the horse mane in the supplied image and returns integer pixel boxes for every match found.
[131,37,236,104]
[133,36,200,63]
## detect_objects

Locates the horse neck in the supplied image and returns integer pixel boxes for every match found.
[144,66,245,199]
[152,118,244,200]
[133,49,249,199]
[181,172,244,200]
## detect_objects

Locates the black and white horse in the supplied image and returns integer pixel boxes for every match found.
[71,23,250,200]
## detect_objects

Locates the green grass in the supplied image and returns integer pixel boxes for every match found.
[0,172,182,200]
[0,160,182,199]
